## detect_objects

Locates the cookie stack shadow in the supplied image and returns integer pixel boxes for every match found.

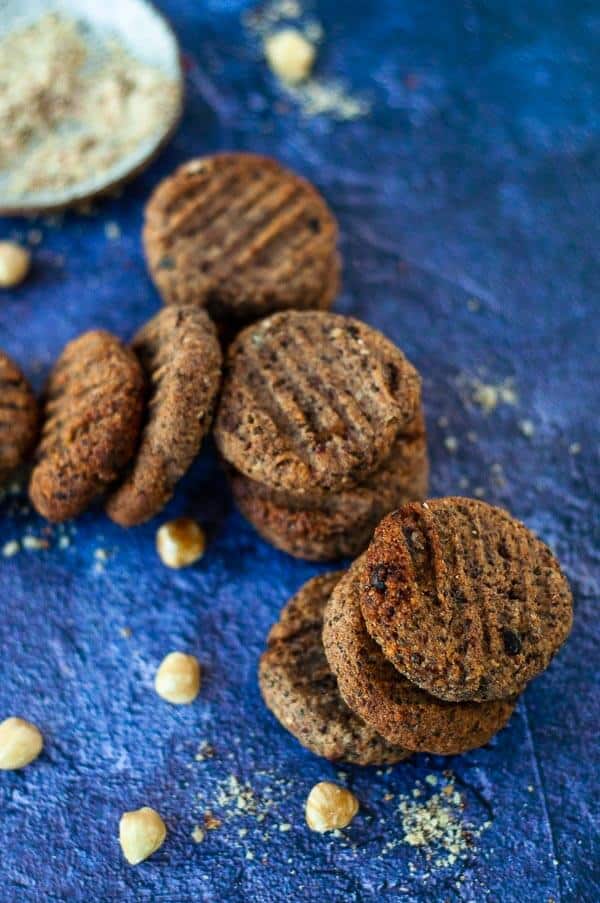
[260,497,573,764]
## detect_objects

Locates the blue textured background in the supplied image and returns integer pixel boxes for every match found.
[0,1,598,900]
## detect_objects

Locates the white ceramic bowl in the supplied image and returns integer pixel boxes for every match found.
[0,0,183,214]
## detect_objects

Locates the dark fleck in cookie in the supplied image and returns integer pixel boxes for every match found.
[143,153,340,322]
[0,351,38,485]
[229,424,428,560]
[214,311,422,495]
[260,572,411,765]
[363,498,573,702]
[106,306,222,526]
[323,557,516,754]
[29,330,145,522]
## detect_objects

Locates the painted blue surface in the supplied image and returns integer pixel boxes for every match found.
[0,1,598,900]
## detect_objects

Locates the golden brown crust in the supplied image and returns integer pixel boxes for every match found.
[214,311,422,495]
[106,306,222,526]
[29,330,145,522]
[143,153,339,321]
[322,557,517,754]
[260,572,412,765]
[362,497,574,702]
[0,351,38,485]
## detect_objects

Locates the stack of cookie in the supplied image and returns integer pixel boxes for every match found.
[27,306,223,524]
[260,497,573,763]
[214,310,429,560]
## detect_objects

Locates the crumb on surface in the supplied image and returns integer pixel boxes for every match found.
[518,419,535,438]
[191,825,205,843]
[471,378,518,413]
[22,535,49,551]
[203,811,222,831]
[245,0,369,120]
[104,221,121,240]
[2,540,20,558]
[195,742,215,762]
[264,28,316,84]
[391,774,491,869]
[27,229,43,246]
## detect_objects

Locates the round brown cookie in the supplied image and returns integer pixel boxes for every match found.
[0,351,38,485]
[260,571,411,765]
[229,428,429,561]
[143,153,340,322]
[362,497,573,703]
[236,408,428,510]
[106,306,222,526]
[29,331,145,522]
[214,311,422,495]
[322,557,516,754]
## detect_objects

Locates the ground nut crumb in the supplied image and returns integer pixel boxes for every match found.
[305,781,359,833]
[0,13,180,199]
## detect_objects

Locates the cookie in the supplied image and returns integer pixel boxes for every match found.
[143,153,340,322]
[106,306,222,526]
[0,351,38,485]
[260,572,411,765]
[29,331,145,522]
[362,498,573,702]
[230,425,428,560]
[214,311,422,495]
[322,557,516,754]
[237,408,428,510]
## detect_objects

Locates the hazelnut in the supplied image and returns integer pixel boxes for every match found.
[264,28,316,84]
[305,781,359,833]
[119,806,167,865]
[0,716,43,769]
[154,651,201,704]
[156,517,206,569]
[0,242,31,288]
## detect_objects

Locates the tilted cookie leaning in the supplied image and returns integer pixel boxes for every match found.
[106,306,222,526]
[29,330,145,522]
[0,350,38,486]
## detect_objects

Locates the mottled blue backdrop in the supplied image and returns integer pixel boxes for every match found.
[0,1,598,901]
